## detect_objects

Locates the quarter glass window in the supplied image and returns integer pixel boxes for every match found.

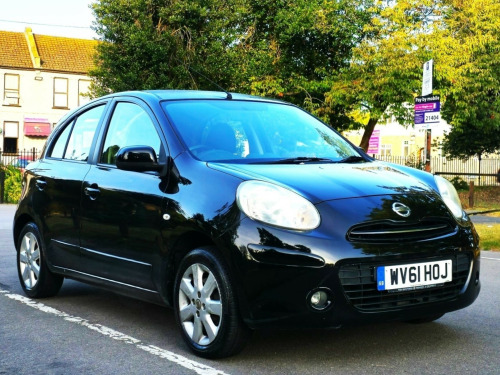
[63,105,105,161]
[100,102,161,165]
[49,122,73,158]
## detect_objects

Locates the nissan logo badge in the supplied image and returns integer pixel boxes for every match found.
[392,202,411,217]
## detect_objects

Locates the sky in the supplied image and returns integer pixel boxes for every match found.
[0,0,98,39]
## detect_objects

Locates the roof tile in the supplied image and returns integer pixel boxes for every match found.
[34,34,97,74]
[0,29,97,73]
[0,31,32,68]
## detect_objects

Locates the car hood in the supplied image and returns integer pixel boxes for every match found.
[208,161,437,203]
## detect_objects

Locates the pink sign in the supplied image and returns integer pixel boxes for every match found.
[367,129,380,155]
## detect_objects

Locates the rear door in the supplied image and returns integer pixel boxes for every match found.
[32,103,107,270]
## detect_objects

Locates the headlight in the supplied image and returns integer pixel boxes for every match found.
[434,175,464,219]
[236,180,320,230]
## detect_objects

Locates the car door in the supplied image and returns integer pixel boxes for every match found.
[79,99,168,290]
[31,103,107,270]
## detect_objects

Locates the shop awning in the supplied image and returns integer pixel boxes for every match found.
[24,118,51,137]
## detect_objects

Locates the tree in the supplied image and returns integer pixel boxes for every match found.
[89,0,375,129]
[90,0,247,96]
[436,0,500,154]
[233,0,375,129]
[441,122,500,159]
[326,0,447,150]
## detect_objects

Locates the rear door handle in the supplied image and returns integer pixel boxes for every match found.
[35,179,47,191]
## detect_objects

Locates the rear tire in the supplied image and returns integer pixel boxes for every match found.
[174,247,251,358]
[17,223,63,298]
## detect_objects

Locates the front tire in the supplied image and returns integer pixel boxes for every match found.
[17,223,63,298]
[174,247,251,358]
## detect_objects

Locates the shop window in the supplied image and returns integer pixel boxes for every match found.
[3,121,19,153]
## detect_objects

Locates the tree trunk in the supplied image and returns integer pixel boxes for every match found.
[359,116,379,152]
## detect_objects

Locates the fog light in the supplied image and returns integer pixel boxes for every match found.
[310,290,331,310]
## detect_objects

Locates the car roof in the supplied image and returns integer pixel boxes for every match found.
[99,90,286,104]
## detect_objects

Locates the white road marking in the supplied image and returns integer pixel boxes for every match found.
[482,257,500,261]
[0,289,230,375]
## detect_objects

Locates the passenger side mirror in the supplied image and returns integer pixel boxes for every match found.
[115,146,163,172]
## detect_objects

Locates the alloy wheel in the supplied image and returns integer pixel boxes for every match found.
[19,232,41,289]
[178,263,222,346]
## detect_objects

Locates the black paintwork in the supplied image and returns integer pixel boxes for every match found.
[14,90,480,328]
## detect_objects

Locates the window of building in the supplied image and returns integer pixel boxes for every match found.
[381,144,392,157]
[3,121,19,153]
[402,140,410,157]
[4,74,20,106]
[53,77,69,109]
[78,79,91,106]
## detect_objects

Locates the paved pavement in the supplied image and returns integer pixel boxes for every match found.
[469,214,500,224]
[1,203,500,375]
[0,204,15,230]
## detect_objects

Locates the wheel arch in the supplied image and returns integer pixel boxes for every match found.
[160,230,218,307]
[13,213,35,250]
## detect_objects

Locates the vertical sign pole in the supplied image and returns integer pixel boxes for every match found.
[422,60,433,172]
[425,129,432,172]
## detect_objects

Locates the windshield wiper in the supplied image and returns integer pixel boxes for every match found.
[252,157,334,165]
[334,156,366,163]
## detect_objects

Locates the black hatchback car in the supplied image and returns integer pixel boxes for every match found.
[14,90,480,358]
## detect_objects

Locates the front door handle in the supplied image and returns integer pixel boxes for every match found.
[84,185,100,200]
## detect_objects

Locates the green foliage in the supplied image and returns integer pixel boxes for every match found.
[1,165,22,203]
[235,0,375,129]
[90,0,375,131]
[404,152,425,170]
[436,0,500,158]
[89,0,500,159]
[90,0,247,96]
[440,122,500,159]
[449,176,469,191]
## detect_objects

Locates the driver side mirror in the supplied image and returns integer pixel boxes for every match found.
[115,146,163,172]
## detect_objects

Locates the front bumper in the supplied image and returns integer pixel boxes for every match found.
[227,215,480,329]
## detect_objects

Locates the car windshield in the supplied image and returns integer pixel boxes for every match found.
[162,100,361,163]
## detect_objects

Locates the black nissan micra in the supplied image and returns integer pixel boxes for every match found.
[14,90,480,358]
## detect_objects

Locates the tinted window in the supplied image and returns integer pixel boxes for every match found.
[49,121,73,158]
[63,105,105,161]
[100,102,161,165]
[162,100,357,162]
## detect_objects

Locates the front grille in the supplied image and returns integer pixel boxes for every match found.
[347,219,457,243]
[338,253,471,312]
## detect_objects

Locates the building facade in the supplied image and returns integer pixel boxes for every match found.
[0,28,96,155]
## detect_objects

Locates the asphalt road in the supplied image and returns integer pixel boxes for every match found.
[1,204,499,375]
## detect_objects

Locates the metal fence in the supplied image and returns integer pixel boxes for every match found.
[0,148,41,169]
[378,155,500,186]
[1,148,499,186]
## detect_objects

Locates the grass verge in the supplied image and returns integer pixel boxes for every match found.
[474,223,500,251]
[456,186,500,251]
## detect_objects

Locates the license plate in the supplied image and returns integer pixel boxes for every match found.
[377,260,452,291]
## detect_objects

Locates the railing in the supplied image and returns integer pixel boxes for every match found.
[377,155,500,186]
[0,148,41,169]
